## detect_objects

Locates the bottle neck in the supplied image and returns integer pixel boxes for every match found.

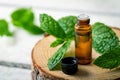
[77,18,90,25]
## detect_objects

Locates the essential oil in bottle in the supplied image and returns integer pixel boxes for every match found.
[75,14,92,65]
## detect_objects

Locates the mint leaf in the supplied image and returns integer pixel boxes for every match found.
[11,8,44,35]
[48,40,71,70]
[50,38,64,47]
[11,8,34,26]
[40,14,66,39]
[50,16,77,47]
[22,24,44,35]
[58,16,77,39]
[0,19,13,36]
[92,22,119,54]
[94,46,120,69]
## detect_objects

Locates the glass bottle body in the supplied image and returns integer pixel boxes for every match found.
[75,18,92,64]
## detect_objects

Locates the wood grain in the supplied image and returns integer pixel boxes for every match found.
[32,28,120,80]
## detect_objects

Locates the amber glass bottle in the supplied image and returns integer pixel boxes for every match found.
[75,14,92,65]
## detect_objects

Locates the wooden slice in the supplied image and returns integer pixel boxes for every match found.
[32,27,120,80]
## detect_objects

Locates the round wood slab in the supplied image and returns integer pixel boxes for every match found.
[32,27,120,80]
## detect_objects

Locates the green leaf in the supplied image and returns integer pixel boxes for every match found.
[92,22,119,54]
[40,13,66,39]
[94,46,120,69]
[22,24,44,35]
[11,8,34,26]
[50,38,64,47]
[58,16,77,39]
[0,19,13,36]
[11,8,44,35]
[48,40,71,70]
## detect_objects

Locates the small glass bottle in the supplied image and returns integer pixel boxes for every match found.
[75,14,92,65]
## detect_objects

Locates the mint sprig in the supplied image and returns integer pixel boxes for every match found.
[40,13,77,70]
[92,22,120,69]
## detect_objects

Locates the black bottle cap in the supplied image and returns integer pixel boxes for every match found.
[61,57,78,75]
